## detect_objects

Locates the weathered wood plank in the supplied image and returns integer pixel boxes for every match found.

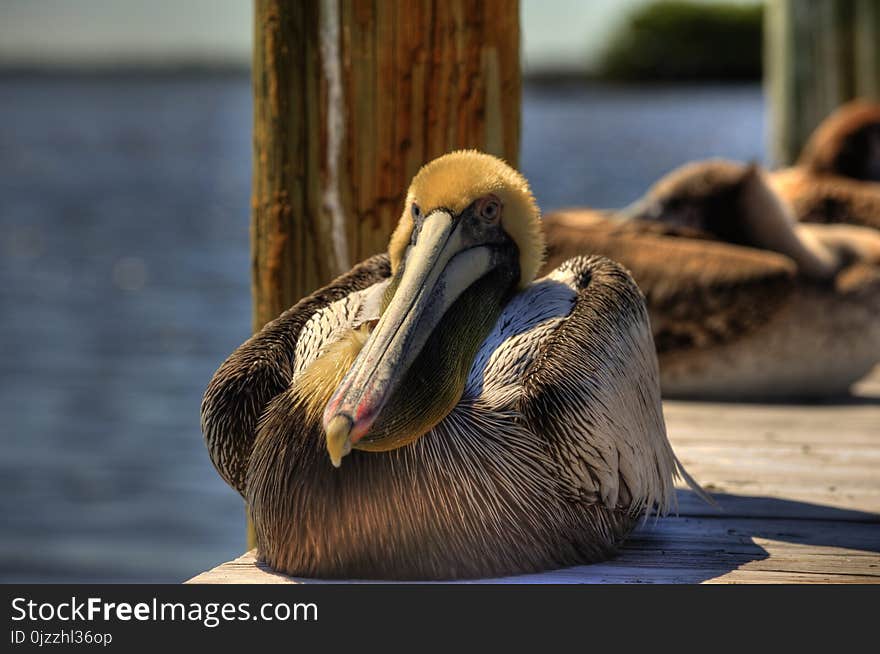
[661,370,880,521]
[665,406,880,447]
[188,551,300,585]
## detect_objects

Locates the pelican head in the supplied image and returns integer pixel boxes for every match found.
[317,151,544,466]
[624,159,861,280]
[623,159,763,243]
[798,101,880,182]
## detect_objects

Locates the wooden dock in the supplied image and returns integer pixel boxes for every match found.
[189,368,880,584]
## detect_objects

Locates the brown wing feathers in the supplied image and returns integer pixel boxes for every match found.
[543,212,797,353]
[200,254,391,494]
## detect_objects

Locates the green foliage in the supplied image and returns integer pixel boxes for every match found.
[600,1,763,81]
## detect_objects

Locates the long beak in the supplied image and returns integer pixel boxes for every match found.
[322,210,493,467]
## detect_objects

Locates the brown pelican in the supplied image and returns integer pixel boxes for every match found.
[770,100,880,231]
[202,151,700,580]
[544,160,880,399]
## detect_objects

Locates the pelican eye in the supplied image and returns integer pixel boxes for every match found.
[479,198,501,223]
[411,203,422,221]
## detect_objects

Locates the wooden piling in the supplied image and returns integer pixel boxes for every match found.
[247,0,522,546]
[765,0,880,166]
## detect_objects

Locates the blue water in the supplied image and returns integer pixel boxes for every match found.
[0,74,765,582]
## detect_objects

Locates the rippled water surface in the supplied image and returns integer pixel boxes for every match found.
[0,74,764,581]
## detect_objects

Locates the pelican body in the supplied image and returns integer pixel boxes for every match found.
[771,100,880,232]
[202,152,691,580]
[545,160,880,400]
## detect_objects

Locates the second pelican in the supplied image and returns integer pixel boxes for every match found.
[545,160,880,399]
[771,100,880,231]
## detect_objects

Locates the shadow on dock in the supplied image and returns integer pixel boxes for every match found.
[612,490,880,583]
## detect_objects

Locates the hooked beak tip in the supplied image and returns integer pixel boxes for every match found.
[325,414,354,468]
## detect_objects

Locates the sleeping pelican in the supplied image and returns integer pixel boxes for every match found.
[544,160,880,399]
[770,100,880,231]
[202,151,698,580]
